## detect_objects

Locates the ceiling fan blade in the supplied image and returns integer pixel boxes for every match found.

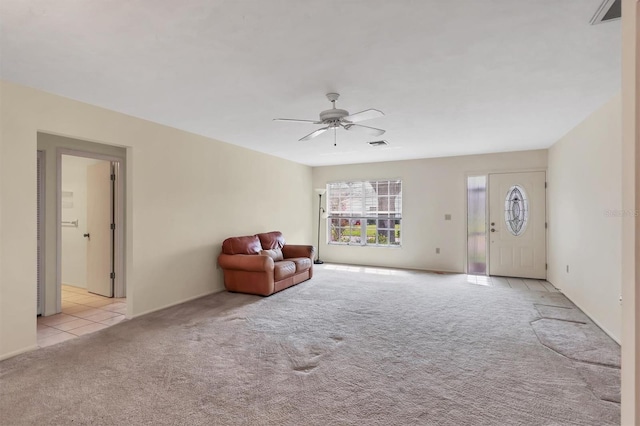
[273,118,320,124]
[344,123,386,137]
[343,109,384,123]
[299,127,329,141]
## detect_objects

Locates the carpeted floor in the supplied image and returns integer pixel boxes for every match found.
[0,265,620,425]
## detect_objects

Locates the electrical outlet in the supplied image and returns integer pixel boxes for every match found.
[444,214,452,221]
[436,248,440,254]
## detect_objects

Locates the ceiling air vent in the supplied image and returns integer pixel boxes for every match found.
[368,140,388,147]
[590,0,621,25]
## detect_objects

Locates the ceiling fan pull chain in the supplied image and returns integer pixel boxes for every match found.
[334,127,337,147]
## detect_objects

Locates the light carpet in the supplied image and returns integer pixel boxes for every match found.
[0,266,620,425]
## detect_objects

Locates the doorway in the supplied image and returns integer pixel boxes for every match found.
[467,171,547,279]
[36,136,127,347]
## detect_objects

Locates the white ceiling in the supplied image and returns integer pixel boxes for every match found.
[0,1,621,166]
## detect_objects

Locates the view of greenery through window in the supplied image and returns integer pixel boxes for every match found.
[326,180,402,247]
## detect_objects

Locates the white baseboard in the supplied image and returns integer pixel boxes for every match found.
[567,297,620,345]
[548,282,621,345]
[0,344,38,361]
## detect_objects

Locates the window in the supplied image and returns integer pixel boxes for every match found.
[504,185,528,236]
[467,175,487,275]
[327,180,402,246]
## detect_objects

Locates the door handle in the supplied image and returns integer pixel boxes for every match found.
[491,229,496,232]
[83,233,90,239]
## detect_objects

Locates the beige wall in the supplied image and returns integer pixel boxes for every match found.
[0,80,313,360]
[621,0,639,423]
[548,94,622,342]
[312,150,547,272]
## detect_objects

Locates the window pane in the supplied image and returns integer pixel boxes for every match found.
[377,181,389,195]
[393,220,401,244]
[467,175,487,274]
[366,221,377,240]
[348,219,361,237]
[377,230,390,245]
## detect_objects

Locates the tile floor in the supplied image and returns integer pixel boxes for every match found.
[466,274,559,292]
[37,285,127,348]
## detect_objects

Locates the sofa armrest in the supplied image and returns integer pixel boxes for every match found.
[282,244,316,260]
[218,254,274,272]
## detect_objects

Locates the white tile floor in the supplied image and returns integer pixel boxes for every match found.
[466,274,559,292]
[37,285,127,348]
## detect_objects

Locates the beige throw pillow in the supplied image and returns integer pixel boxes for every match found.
[260,248,284,262]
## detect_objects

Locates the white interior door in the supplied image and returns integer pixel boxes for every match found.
[489,171,546,279]
[86,161,113,297]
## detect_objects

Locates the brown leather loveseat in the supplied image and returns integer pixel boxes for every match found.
[217,231,316,296]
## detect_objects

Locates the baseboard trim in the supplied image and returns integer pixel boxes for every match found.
[131,287,225,319]
[0,344,38,361]
[548,281,621,345]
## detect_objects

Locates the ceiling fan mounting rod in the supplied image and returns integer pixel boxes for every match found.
[326,92,340,103]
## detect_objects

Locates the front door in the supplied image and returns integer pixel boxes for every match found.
[86,161,114,297]
[488,171,546,279]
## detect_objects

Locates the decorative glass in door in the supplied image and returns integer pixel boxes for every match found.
[504,185,528,236]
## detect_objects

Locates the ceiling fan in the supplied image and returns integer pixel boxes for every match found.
[274,93,385,146]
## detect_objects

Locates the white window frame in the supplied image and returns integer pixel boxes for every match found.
[326,179,402,247]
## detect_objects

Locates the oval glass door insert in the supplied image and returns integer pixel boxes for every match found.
[504,185,528,236]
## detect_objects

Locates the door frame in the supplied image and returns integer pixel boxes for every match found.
[56,149,126,311]
[464,167,548,276]
[37,150,46,315]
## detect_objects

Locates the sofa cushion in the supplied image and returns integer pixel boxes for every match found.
[258,231,285,250]
[288,257,312,273]
[222,235,262,255]
[260,248,284,262]
[274,261,296,281]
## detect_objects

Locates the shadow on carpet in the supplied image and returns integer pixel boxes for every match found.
[531,302,620,403]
